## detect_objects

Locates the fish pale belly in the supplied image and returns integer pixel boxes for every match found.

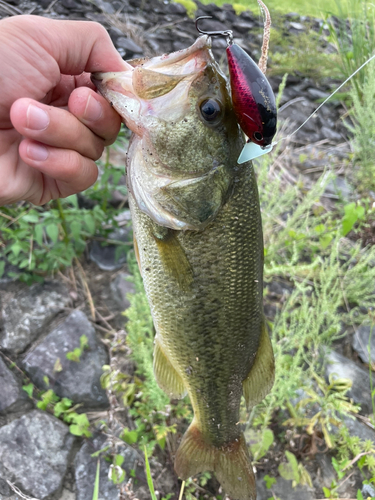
[129,161,274,500]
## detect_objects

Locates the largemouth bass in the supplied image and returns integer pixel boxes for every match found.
[92,35,275,500]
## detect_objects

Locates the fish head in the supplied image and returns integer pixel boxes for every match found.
[92,36,244,231]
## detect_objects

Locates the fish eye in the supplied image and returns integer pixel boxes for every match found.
[253,131,263,142]
[200,99,221,122]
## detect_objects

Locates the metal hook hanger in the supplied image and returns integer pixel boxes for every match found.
[195,16,233,45]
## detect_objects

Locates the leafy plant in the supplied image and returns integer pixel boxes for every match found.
[283,373,358,449]
[0,129,129,283]
[66,335,89,362]
[92,460,100,500]
[278,450,312,488]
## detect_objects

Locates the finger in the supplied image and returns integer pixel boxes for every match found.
[10,98,105,161]
[41,73,95,108]
[2,16,131,75]
[18,139,98,194]
[68,87,122,145]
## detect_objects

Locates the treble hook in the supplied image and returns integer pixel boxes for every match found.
[195,16,233,45]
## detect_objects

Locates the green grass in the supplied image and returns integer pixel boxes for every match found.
[201,0,368,19]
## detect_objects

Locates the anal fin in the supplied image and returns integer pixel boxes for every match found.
[243,319,275,410]
[153,338,187,399]
[175,419,256,500]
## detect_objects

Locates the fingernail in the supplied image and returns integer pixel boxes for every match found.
[27,143,49,161]
[84,95,103,122]
[26,105,50,130]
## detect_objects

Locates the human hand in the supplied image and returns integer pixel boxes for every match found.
[0,15,129,206]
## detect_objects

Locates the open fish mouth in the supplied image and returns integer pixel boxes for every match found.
[91,36,213,131]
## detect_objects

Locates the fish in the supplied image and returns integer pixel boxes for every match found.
[92,35,275,500]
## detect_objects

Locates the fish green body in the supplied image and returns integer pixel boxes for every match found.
[92,35,274,500]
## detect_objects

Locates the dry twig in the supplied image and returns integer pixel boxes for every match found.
[257,0,271,74]
[6,481,40,500]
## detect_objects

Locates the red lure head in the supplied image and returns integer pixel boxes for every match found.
[226,43,277,147]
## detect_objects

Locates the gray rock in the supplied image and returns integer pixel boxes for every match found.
[110,273,136,311]
[0,477,12,496]
[325,350,375,415]
[362,483,375,498]
[0,357,30,414]
[89,227,131,271]
[307,88,330,100]
[0,357,20,413]
[0,282,70,354]
[352,322,375,364]
[320,125,342,142]
[115,37,143,55]
[23,310,109,409]
[324,176,353,201]
[290,21,305,30]
[256,475,314,500]
[75,433,146,500]
[91,0,115,14]
[0,410,74,499]
[234,21,255,33]
[341,415,375,444]
[166,2,186,14]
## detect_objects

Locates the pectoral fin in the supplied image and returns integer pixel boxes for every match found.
[154,338,187,399]
[133,233,142,276]
[243,320,275,410]
[153,229,193,291]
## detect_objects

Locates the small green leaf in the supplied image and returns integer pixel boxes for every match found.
[278,451,300,482]
[43,375,49,387]
[322,487,331,498]
[34,224,44,246]
[356,489,364,500]
[22,383,34,398]
[84,213,96,234]
[66,348,82,362]
[10,243,22,257]
[319,233,333,249]
[54,358,63,372]
[22,213,40,223]
[110,466,125,484]
[46,224,59,243]
[121,429,138,445]
[70,220,82,241]
[264,475,277,489]
[114,455,124,467]
[80,334,89,350]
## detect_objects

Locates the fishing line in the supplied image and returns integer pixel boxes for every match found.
[274,52,375,147]
[238,51,375,163]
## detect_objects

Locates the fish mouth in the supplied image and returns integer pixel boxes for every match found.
[91,35,214,133]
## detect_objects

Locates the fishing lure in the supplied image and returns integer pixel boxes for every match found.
[197,8,375,165]
[196,6,277,163]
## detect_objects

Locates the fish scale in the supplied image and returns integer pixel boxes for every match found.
[129,159,263,446]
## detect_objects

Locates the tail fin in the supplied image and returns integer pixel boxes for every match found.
[175,420,256,500]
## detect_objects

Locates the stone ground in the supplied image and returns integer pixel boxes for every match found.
[0,0,374,499]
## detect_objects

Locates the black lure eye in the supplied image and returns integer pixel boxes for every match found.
[200,99,221,122]
[253,131,263,142]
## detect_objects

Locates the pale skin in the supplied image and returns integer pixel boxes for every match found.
[0,15,130,206]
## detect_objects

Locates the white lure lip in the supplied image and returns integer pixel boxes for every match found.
[237,141,273,164]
